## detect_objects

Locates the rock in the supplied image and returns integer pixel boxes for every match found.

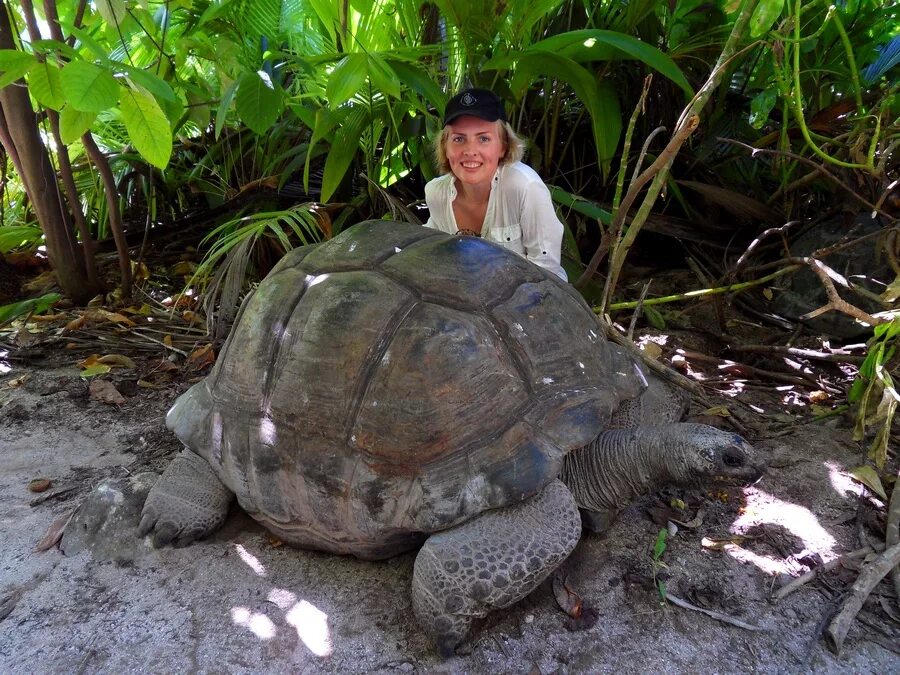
[771,213,891,338]
[60,472,158,561]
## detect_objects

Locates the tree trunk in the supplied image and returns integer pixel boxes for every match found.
[0,1,99,304]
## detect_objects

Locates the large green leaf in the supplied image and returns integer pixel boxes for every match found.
[0,226,44,253]
[215,79,239,139]
[28,61,65,110]
[0,50,37,89]
[386,59,447,112]
[526,29,694,97]
[326,53,367,108]
[0,293,60,326]
[235,70,283,134]
[320,106,369,202]
[61,60,119,112]
[95,0,126,27]
[749,0,785,38]
[509,53,621,177]
[120,86,172,169]
[59,105,97,144]
[120,65,176,102]
[367,54,400,99]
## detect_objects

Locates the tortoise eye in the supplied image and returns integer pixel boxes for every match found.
[723,450,745,468]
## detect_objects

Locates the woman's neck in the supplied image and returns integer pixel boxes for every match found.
[455,178,491,205]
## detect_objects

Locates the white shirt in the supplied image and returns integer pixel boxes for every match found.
[424,162,568,281]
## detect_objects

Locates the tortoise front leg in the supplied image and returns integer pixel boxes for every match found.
[411,480,581,656]
[138,449,233,547]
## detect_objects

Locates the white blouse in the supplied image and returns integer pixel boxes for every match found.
[423,162,567,281]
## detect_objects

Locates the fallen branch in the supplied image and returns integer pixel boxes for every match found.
[887,465,900,605]
[728,344,865,365]
[773,547,875,601]
[824,541,900,654]
[801,258,886,327]
[665,592,767,631]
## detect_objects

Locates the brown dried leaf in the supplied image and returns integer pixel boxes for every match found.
[28,478,51,493]
[97,354,137,369]
[84,309,135,327]
[163,335,173,348]
[6,374,30,388]
[63,315,86,332]
[552,572,582,618]
[34,509,74,553]
[88,379,126,406]
[188,344,216,370]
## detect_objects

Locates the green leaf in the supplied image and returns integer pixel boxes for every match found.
[235,70,283,135]
[120,86,172,169]
[0,226,43,253]
[320,106,369,202]
[549,186,614,224]
[59,105,96,144]
[95,0,127,27]
[509,52,621,177]
[749,0,784,38]
[526,29,694,97]
[215,79,239,139]
[326,53,368,108]
[749,87,778,129]
[386,59,447,112]
[644,306,666,330]
[652,529,667,560]
[80,364,112,378]
[60,60,119,112]
[28,61,65,110]
[0,292,60,325]
[0,50,37,89]
[120,65,176,102]
[367,54,400,99]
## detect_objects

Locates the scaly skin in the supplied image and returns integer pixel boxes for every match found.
[412,480,581,656]
[138,450,233,547]
[560,423,763,533]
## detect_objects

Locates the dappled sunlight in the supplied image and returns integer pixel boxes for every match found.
[0,350,10,375]
[259,416,278,447]
[234,544,268,577]
[307,273,329,287]
[729,486,838,572]
[231,606,277,640]
[228,585,333,656]
[824,460,863,498]
[286,600,333,657]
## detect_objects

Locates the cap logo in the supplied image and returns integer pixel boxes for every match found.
[461,92,477,106]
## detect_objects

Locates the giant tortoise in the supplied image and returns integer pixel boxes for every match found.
[140,219,763,654]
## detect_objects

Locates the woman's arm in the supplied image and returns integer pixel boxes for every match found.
[518,181,567,281]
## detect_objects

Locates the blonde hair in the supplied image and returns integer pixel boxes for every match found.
[433,120,525,174]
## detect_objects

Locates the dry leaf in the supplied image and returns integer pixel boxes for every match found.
[136,379,158,389]
[6,374,29,388]
[171,261,197,276]
[701,535,748,550]
[188,344,216,370]
[763,287,774,300]
[267,534,285,548]
[153,358,178,373]
[640,342,663,360]
[163,335,173,347]
[29,313,67,322]
[84,309,135,327]
[89,380,126,406]
[132,261,150,281]
[848,466,888,501]
[28,478,51,493]
[700,405,731,417]
[34,510,74,553]
[63,316,86,332]
[808,390,828,403]
[97,354,137,369]
[552,572,583,618]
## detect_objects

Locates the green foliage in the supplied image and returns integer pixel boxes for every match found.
[850,317,900,469]
[0,293,61,326]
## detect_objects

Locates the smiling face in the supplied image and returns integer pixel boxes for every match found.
[444,116,507,190]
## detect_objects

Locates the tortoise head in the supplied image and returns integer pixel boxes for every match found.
[677,424,765,488]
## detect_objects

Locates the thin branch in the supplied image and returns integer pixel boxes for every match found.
[666,593,767,631]
[801,258,886,327]
[773,546,876,601]
[824,542,900,654]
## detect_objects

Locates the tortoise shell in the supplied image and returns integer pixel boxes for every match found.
[167,220,643,558]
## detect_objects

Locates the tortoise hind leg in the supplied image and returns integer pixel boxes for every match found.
[412,480,581,656]
[139,449,233,548]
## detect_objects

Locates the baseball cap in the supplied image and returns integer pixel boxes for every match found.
[443,88,507,126]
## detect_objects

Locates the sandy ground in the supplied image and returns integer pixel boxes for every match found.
[0,363,897,674]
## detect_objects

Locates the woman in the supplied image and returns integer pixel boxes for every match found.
[424,88,568,281]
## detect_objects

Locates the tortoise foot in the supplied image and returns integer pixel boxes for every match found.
[412,480,581,655]
[138,450,233,547]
